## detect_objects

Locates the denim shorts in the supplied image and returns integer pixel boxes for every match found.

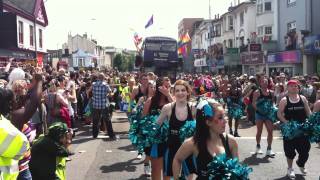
[255,113,271,121]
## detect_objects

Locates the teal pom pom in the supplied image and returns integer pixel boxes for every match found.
[280,121,304,140]
[228,104,244,120]
[179,120,196,142]
[256,99,278,123]
[303,112,320,143]
[128,104,145,152]
[207,153,252,180]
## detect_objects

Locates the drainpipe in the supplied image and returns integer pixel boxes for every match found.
[34,16,38,63]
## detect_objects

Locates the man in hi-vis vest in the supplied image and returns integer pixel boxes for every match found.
[0,115,30,180]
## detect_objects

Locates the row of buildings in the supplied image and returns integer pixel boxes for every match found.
[0,0,48,67]
[178,0,320,76]
[0,0,126,71]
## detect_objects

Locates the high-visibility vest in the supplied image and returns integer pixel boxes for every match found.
[55,157,66,180]
[0,115,30,180]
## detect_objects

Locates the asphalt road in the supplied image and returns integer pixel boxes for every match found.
[66,111,320,180]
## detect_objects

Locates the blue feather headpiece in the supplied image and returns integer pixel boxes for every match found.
[196,99,214,118]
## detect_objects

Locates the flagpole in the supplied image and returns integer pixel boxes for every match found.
[208,0,212,73]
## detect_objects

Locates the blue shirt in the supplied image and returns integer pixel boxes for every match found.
[92,80,111,109]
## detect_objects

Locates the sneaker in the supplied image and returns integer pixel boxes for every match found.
[144,164,151,177]
[137,153,142,160]
[287,168,295,179]
[266,149,275,157]
[233,132,241,137]
[298,166,307,175]
[255,146,263,154]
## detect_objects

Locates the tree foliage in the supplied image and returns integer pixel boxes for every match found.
[113,53,135,72]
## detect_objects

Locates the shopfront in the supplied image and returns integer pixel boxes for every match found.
[303,34,320,75]
[194,58,207,73]
[267,50,302,77]
[241,52,265,76]
[0,48,36,67]
[224,48,242,74]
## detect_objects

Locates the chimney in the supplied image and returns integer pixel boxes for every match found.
[83,33,87,39]
[218,14,220,19]
[238,0,240,5]
[234,0,237,6]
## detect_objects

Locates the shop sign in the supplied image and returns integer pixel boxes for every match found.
[227,48,239,54]
[0,49,35,59]
[241,52,263,65]
[267,50,301,64]
[249,44,262,52]
[194,58,207,67]
[304,35,320,54]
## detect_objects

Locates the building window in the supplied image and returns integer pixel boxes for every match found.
[287,0,296,6]
[258,26,264,36]
[287,21,296,32]
[265,26,272,35]
[215,24,221,37]
[78,58,84,67]
[18,21,23,44]
[228,16,233,30]
[257,3,263,14]
[240,12,244,26]
[29,25,34,46]
[228,39,233,48]
[265,2,272,11]
[39,29,43,48]
[256,0,263,14]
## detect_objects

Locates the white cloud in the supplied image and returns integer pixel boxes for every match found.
[45,0,235,50]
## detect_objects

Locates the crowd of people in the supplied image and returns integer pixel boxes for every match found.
[0,57,320,180]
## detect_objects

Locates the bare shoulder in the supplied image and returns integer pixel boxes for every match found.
[226,133,237,147]
[279,96,288,106]
[300,95,308,102]
[163,102,174,110]
[182,137,196,150]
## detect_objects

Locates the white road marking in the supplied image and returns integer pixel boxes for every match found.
[236,137,283,140]
[106,150,112,152]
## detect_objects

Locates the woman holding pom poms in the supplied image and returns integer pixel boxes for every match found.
[156,80,196,180]
[172,99,252,180]
[227,77,243,137]
[278,80,311,179]
[129,80,156,176]
[252,76,276,156]
[142,77,173,180]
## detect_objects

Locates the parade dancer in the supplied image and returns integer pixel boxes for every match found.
[172,99,239,180]
[278,80,311,179]
[131,80,156,176]
[252,76,275,156]
[131,74,149,103]
[227,78,243,137]
[142,78,173,180]
[157,80,196,180]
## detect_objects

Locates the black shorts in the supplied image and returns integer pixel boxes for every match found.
[163,146,196,177]
[144,143,165,158]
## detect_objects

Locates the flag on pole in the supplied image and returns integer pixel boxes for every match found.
[134,32,143,45]
[145,15,154,29]
[181,32,191,45]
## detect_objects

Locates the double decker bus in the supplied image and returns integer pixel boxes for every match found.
[141,36,181,76]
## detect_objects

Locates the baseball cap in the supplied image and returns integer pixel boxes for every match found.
[287,80,299,86]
